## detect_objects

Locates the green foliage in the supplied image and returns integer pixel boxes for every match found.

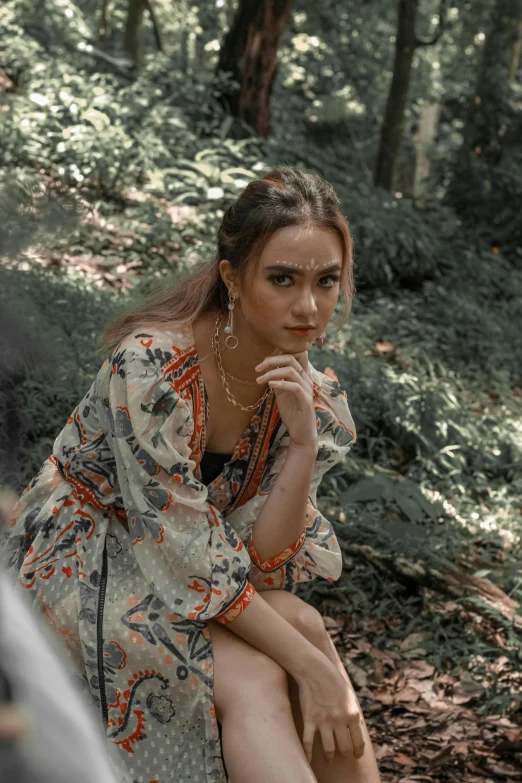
[0,168,80,256]
[341,474,439,523]
[0,263,121,486]
[446,149,522,261]
[144,143,264,205]
[345,187,443,289]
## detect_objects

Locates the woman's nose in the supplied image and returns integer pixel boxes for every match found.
[291,289,318,318]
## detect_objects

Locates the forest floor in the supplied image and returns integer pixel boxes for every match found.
[321,589,521,783]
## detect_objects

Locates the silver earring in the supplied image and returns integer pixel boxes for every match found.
[224,291,239,349]
[315,332,326,350]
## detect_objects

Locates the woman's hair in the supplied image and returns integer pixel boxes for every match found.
[99,166,355,355]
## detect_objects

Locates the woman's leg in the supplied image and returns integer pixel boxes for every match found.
[259,590,382,783]
[208,618,318,783]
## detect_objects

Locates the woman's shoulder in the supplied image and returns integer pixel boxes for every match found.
[113,322,195,367]
[103,322,204,405]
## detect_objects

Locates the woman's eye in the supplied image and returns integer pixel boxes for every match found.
[269,274,341,288]
[319,275,341,288]
[269,274,292,286]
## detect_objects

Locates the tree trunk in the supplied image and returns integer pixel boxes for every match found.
[462,0,522,163]
[143,0,163,53]
[124,0,163,68]
[226,0,237,28]
[374,0,447,191]
[345,543,522,633]
[99,0,110,40]
[215,0,293,138]
[508,18,522,77]
[374,0,419,190]
[124,0,146,67]
[413,102,441,201]
[177,0,189,73]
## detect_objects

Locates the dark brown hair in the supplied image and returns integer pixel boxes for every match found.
[99,166,355,355]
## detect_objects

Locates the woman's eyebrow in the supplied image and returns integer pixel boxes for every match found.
[264,263,342,275]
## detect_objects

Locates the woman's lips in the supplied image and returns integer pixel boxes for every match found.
[286,327,314,334]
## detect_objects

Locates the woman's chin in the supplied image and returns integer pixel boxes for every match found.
[280,333,315,350]
[262,329,314,355]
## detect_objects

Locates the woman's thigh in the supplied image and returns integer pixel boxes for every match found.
[208,589,323,721]
[208,617,290,724]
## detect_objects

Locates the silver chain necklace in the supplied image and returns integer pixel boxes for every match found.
[211,315,272,412]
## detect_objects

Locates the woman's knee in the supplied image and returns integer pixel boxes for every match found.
[293,602,328,646]
[258,590,327,647]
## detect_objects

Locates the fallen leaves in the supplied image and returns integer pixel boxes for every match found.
[319,605,522,782]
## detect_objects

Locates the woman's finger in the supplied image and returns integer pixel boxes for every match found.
[333,723,354,759]
[347,713,366,759]
[318,725,336,765]
[268,379,309,397]
[302,721,316,765]
[257,366,311,387]
[256,352,308,376]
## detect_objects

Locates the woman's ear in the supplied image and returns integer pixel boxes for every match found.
[218,259,239,296]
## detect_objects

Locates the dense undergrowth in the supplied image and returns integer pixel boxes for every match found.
[1,0,521,742]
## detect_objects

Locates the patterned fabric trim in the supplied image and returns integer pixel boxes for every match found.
[246,525,307,572]
[214,580,257,625]
[227,391,280,513]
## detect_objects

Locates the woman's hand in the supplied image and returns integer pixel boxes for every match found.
[255,351,317,448]
[294,654,365,765]
[255,350,318,450]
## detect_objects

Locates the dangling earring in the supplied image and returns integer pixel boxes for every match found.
[224,291,239,349]
[315,332,326,350]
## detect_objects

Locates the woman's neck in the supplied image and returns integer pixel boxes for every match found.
[195,311,276,384]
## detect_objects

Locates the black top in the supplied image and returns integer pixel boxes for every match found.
[200,450,232,486]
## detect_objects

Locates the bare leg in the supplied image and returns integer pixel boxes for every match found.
[209,618,318,783]
[257,590,381,783]
[220,692,318,783]
[288,630,382,783]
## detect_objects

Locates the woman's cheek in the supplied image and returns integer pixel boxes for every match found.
[247,284,280,317]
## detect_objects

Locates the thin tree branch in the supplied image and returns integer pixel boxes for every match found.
[415,0,447,48]
[99,0,110,40]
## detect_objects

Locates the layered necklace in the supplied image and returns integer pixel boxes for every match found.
[211,314,272,412]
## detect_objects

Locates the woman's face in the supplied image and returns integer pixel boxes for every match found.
[227,224,344,354]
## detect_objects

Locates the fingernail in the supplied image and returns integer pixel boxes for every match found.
[255,364,262,370]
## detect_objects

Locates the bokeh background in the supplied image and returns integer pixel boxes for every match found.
[1,1,521,780]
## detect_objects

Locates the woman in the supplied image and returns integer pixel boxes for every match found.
[1,167,381,783]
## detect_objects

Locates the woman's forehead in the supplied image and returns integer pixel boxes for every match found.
[259,226,343,263]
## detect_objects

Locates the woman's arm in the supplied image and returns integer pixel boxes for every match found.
[249,443,317,564]
[224,588,323,679]
[224,590,366,763]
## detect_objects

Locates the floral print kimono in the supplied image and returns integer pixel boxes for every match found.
[1,322,356,783]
